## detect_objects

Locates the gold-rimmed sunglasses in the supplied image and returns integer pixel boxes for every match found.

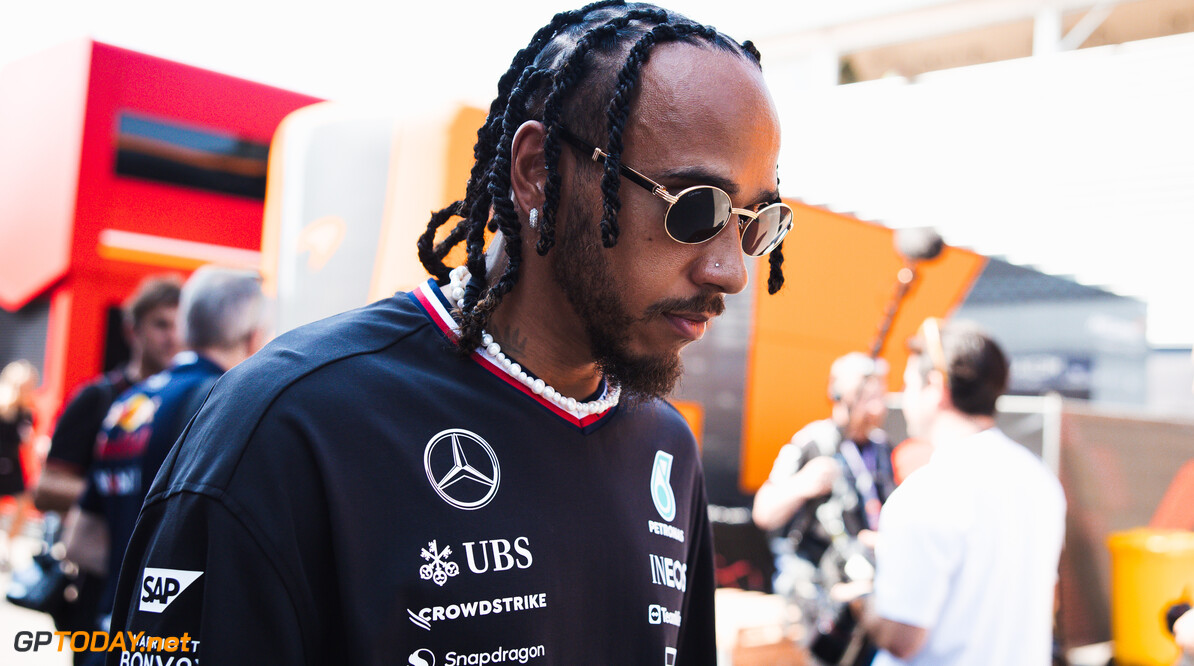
[559,128,793,257]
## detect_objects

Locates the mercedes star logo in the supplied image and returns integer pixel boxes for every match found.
[423,428,500,510]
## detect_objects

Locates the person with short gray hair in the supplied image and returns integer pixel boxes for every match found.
[70,265,268,636]
[178,266,269,356]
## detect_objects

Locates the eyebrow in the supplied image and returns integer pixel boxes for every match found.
[556,127,782,206]
[656,166,781,206]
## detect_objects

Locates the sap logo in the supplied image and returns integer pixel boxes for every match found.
[649,554,687,592]
[648,604,682,627]
[139,568,203,613]
[409,648,435,666]
[463,537,533,574]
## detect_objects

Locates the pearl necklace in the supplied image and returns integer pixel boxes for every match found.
[444,266,621,417]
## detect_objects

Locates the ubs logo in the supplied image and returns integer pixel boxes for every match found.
[424,429,500,510]
[418,537,533,587]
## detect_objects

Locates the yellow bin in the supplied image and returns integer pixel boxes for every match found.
[1108,529,1194,665]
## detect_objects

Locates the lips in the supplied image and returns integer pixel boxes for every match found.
[664,312,712,341]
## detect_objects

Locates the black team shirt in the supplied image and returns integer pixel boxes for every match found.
[107,279,717,665]
[81,354,224,621]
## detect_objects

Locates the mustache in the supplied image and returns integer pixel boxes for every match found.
[642,292,727,320]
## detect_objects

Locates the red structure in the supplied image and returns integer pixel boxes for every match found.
[0,39,320,434]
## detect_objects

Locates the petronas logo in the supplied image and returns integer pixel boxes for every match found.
[651,451,677,522]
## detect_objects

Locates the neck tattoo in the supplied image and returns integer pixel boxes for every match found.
[444,266,621,416]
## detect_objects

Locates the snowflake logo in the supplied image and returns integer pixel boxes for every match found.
[419,540,460,587]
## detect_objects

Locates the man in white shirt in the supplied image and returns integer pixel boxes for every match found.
[859,319,1066,665]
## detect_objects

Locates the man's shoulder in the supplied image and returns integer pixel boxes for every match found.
[234,289,429,379]
[109,361,204,413]
[269,289,429,355]
[790,419,840,456]
[148,294,434,494]
[881,465,964,533]
[618,398,699,440]
[979,429,1064,501]
[65,370,126,408]
[762,419,838,478]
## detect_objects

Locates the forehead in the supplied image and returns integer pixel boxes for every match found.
[839,371,888,396]
[620,42,781,192]
[141,304,177,321]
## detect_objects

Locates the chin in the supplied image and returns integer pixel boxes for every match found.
[599,348,684,401]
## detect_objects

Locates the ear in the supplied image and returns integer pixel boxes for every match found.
[926,369,951,410]
[510,120,547,223]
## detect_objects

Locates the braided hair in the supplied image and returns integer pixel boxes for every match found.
[416,1,784,354]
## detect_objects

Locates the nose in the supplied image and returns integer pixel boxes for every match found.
[693,218,749,295]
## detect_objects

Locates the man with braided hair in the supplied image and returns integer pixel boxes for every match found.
[107,3,793,663]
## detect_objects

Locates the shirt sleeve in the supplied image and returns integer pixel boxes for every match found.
[105,491,308,665]
[47,384,109,473]
[872,477,965,630]
[78,471,103,515]
[767,438,818,483]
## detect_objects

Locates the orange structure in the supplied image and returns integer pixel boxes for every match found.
[739,206,985,491]
[0,40,319,431]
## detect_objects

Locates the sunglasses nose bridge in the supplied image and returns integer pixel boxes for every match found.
[731,208,756,230]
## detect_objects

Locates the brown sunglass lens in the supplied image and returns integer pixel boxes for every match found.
[741,205,793,256]
[666,187,731,244]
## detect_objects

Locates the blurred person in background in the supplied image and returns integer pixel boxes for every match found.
[66,266,267,644]
[857,319,1065,665]
[0,359,39,569]
[31,275,180,657]
[753,352,894,664]
[35,275,182,514]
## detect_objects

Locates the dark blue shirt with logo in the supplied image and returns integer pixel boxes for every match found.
[80,353,223,619]
[105,280,716,665]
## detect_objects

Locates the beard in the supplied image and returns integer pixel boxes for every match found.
[550,195,724,401]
